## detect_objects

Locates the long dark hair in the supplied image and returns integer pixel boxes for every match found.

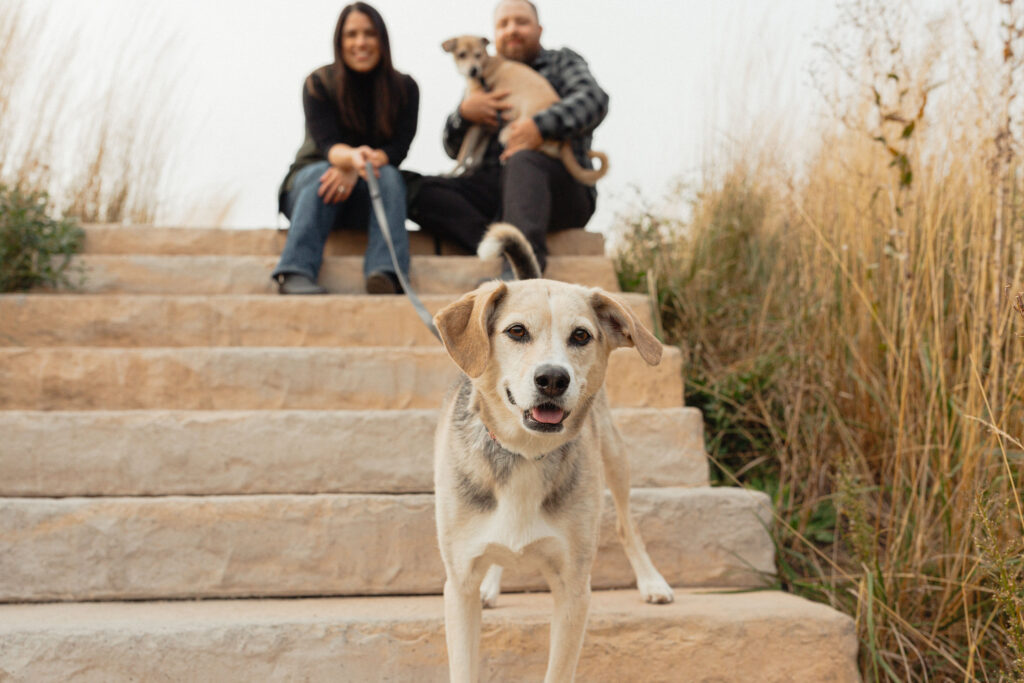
[327,2,405,139]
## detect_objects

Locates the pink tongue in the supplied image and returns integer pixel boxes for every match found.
[531,406,564,424]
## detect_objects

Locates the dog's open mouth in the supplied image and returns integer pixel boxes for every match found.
[524,403,568,432]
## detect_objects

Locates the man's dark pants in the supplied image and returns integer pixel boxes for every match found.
[408,150,595,272]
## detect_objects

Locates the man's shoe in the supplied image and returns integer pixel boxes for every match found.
[277,273,327,295]
[365,270,403,295]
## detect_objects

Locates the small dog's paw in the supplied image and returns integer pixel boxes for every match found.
[480,587,500,609]
[480,566,502,609]
[480,581,501,608]
[639,576,674,604]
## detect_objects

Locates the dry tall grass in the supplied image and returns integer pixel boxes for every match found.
[0,2,232,224]
[615,1,1024,679]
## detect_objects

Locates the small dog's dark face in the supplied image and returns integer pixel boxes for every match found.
[442,35,491,80]
[435,279,663,447]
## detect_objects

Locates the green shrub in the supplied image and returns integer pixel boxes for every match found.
[0,184,84,292]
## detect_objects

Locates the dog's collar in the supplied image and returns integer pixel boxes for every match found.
[487,428,562,462]
[487,428,529,458]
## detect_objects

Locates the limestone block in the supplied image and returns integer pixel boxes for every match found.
[0,293,653,347]
[0,346,682,410]
[0,590,861,682]
[57,254,618,294]
[0,488,773,601]
[0,408,708,496]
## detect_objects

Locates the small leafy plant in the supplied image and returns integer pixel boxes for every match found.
[0,184,84,292]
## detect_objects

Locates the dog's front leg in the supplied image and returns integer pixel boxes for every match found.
[443,572,486,683]
[543,569,592,683]
[601,429,674,603]
[454,126,487,176]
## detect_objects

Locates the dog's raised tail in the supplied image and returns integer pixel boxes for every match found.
[477,223,541,280]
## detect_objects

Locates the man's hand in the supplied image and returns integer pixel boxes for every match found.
[459,89,512,129]
[318,165,359,204]
[500,118,542,161]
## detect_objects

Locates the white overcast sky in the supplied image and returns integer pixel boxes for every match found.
[16,0,842,231]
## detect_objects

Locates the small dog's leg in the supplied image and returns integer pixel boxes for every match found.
[542,569,592,683]
[480,564,503,608]
[454,126,486,175]
[443,574,485,683]
[601,417,675,604]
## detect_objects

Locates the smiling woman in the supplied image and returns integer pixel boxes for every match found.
[272,1,420,296]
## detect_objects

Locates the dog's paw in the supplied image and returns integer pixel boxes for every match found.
[480,581,501,608]
[638,576,674,604]
[480,565,503,608]
[480,586,500,609]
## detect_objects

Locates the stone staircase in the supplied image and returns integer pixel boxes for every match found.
[0,225,860,681]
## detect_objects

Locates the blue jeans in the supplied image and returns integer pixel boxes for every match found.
[272,160,410,282]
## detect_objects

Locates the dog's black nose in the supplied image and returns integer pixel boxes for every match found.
[534,365,570,397]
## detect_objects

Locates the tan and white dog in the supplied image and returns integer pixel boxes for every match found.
[442,35,608,185]
[433,223,673,682]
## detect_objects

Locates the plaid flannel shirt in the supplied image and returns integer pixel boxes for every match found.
[442,47,609,193]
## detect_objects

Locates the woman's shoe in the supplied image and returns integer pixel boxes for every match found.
[277,273,327,295]
[365,270,403,294]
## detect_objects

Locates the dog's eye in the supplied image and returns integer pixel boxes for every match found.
[505,324,529,342]
[570,328,592,346]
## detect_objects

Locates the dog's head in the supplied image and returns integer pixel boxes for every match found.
[442,35,492,80]
[435,279,662,454]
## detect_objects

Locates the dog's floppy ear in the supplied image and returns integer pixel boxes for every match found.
[434,281,508,378]
[442,37,458,53]
[590,290,662,366]
[481,37,490,47]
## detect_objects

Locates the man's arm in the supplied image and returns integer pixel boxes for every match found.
[533,48,610,140]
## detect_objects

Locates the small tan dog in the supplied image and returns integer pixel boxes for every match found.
[442,35,608,185]
[433,223,672,682]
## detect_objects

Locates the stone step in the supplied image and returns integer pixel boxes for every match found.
[57,254,618,294]
[0,488,773,601]
[0,408,709,496]
[0,590,860,682]
[0,293,653,347]
[80,224,605,256]
[0,346,682,410]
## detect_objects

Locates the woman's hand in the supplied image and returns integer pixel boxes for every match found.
[353,146,389,179]
[318,164,359,204]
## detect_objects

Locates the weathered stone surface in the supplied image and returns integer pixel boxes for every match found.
[0,346,683,410]
[0,408,708,496]
[0,488,773,601]
[0,590,861,682]
[53,254,618,294]
[0,293,654,347]
[80,224,606,256]
[0,224,861,679]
